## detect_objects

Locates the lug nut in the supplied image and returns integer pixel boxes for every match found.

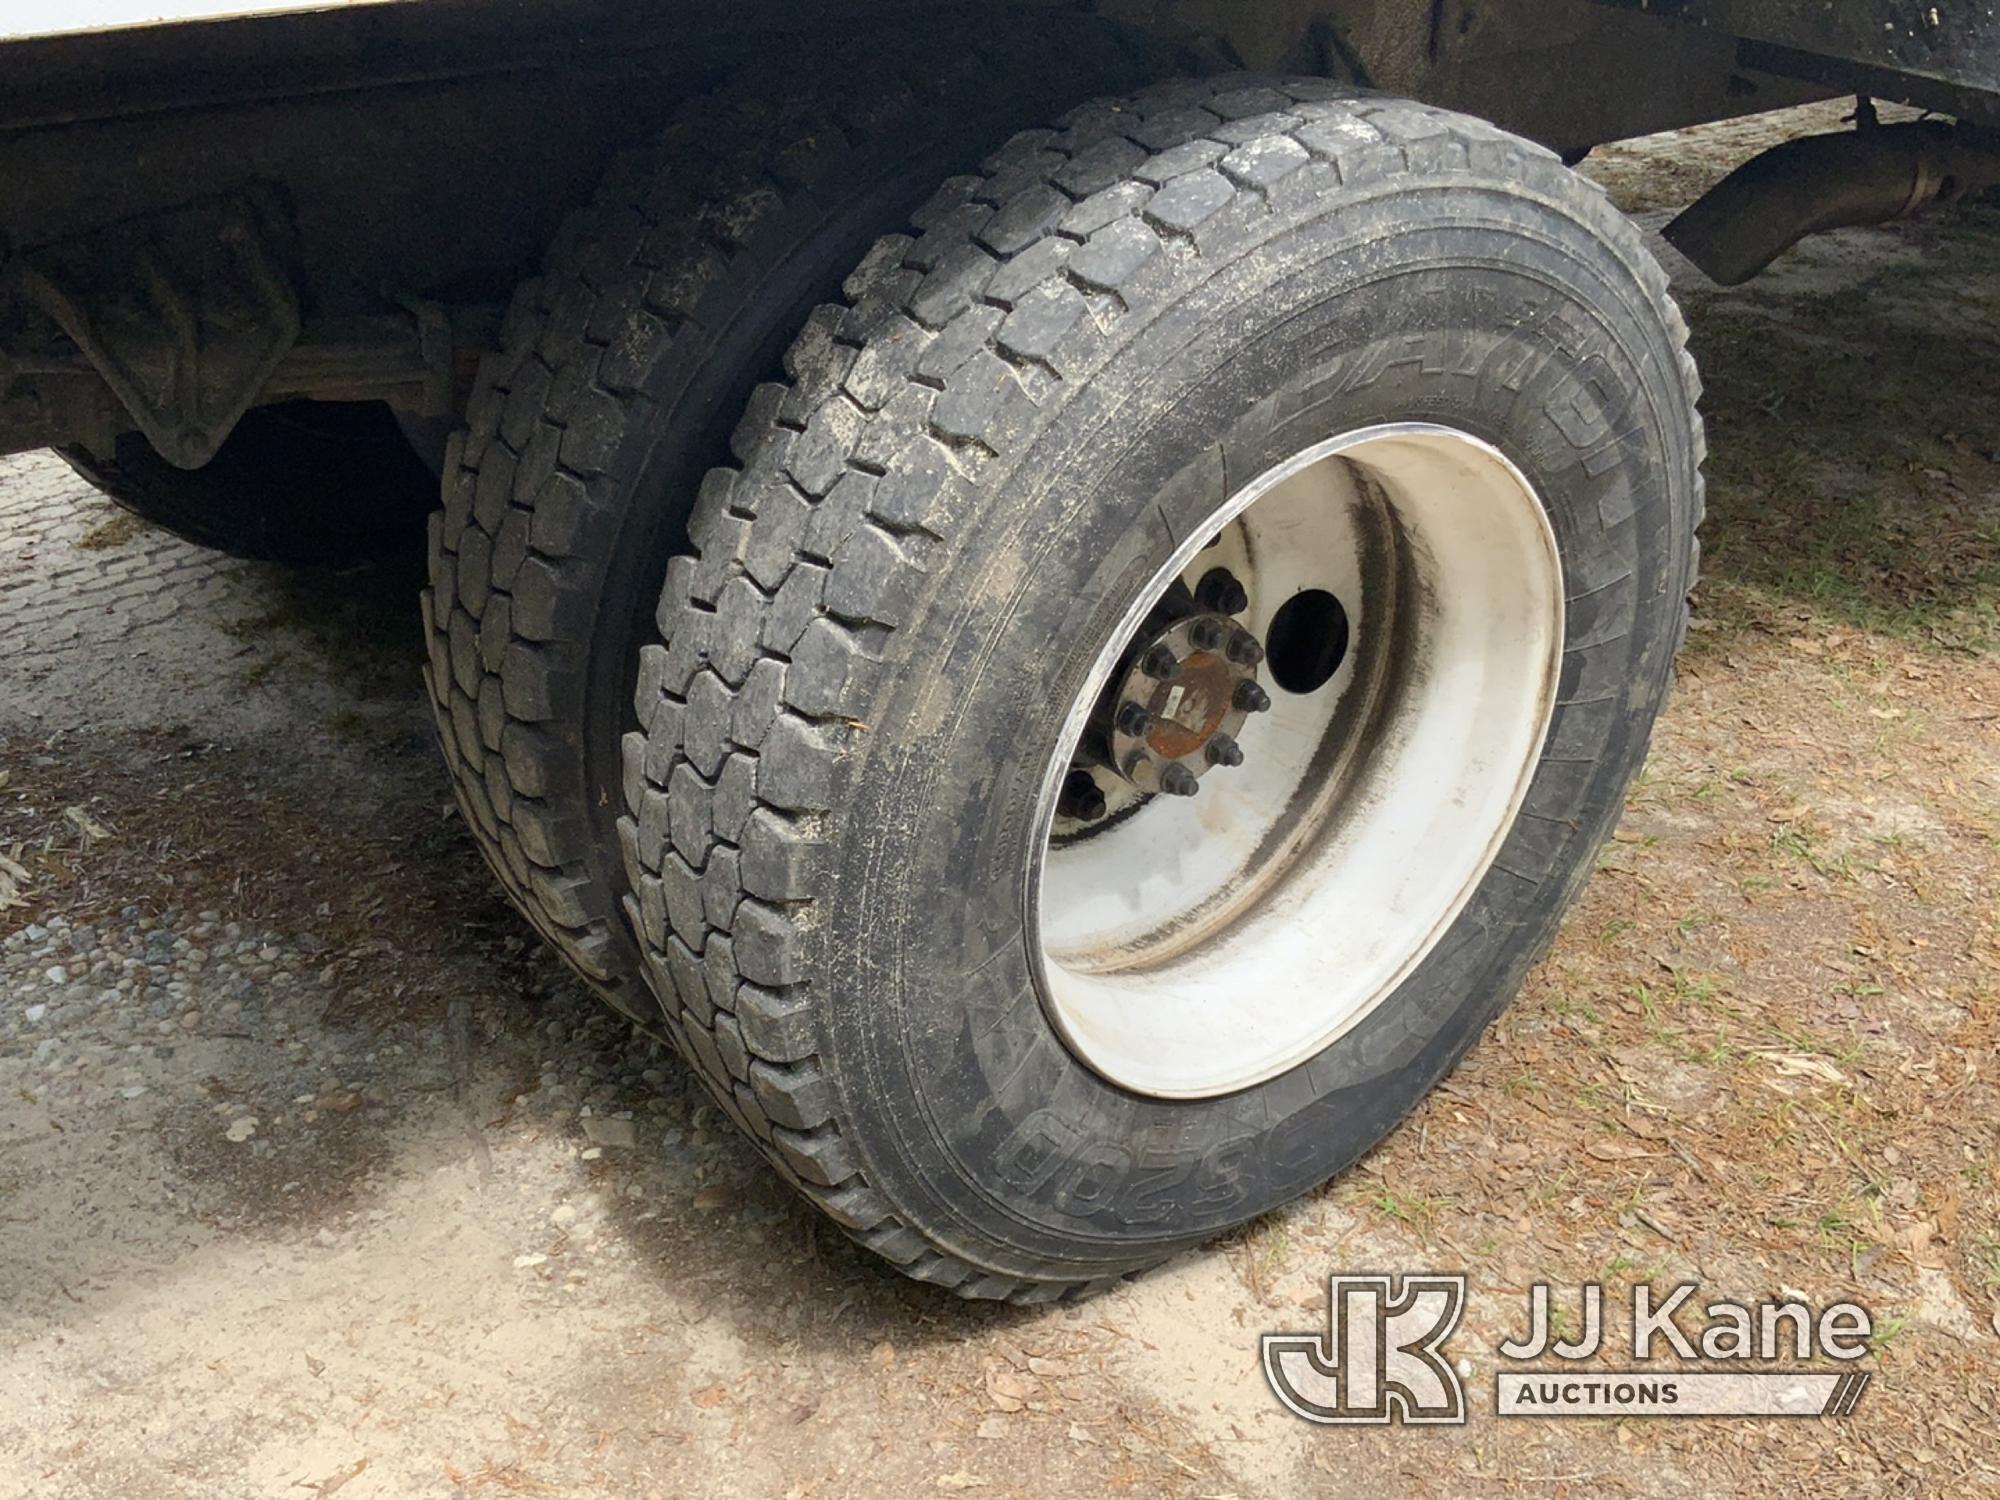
[1234,680,1271,713]
[1226,630,1265,668]
[1140,644,1181,680]
[1195,568,1250,616]
[1189,617,1226,652]
[1115,701,1153,737]
[1159,762,1201,797]
[1059,769,1107,822]
[1205,733,1244,768]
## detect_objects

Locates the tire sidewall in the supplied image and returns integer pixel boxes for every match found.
[812,178,1697,1276]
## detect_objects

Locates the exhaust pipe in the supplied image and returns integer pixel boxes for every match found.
[1664,116,2000,286]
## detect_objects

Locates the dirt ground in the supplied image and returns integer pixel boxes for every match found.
[2,103,1997,1499]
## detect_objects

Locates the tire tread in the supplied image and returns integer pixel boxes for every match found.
[424,21,1160,1015]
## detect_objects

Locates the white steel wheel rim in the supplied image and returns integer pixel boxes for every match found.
[1029,423,1566,1100]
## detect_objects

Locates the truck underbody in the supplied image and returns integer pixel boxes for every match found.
[1,0,1993,468]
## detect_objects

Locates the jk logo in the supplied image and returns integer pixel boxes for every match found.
[1262,1274,1468,1425]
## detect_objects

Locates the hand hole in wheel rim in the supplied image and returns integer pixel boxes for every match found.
[1266,587,1350,696]
[1029,424,1565,1100]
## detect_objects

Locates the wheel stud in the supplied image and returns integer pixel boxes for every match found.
[1226,629,1265,668]
[1205,733,1244,768]
[1195,567,1249,616]
[1189,617,1226,651]
[1159,762,1200,797]
[1115,701,1153,736]
[1059,768,1107,822]
[1234,680,1271,713]
[1140,644,1181,680]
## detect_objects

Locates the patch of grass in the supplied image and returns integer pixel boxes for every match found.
[1687,282,2000,656]
[1522,1169,1579,1217]
[1696,1035,1743,1069]
[1772,821,1856,882]
[74,511,144,550]
[1548,992,1603,1026]
[1255,1219,1291,1272]
[1867,1312,1912,1355]
[1600,1253,1656,1286]
[1547,1297,1579,1348]
[1671,972,1718,1006]
[1814,1207,1859,1242]
[1575,1079,1632,1116]
[1632,983,1662,1028]
[1767,1023,1867,1066]
[1972,1232,2000,1291]
[1358,1186,1457,1245]
[1630,983,1720,1066]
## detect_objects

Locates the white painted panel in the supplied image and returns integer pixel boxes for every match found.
[1,0,408,43]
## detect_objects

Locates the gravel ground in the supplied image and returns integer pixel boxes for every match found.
[2,103,1997,1498]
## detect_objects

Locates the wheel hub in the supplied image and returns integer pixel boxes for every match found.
[1058,567,1270,818]
[1108,611,1265,796]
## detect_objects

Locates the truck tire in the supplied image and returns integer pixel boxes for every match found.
[59,400,436,566]
[622,78,1704,1297]
[422,19,1158,1013]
